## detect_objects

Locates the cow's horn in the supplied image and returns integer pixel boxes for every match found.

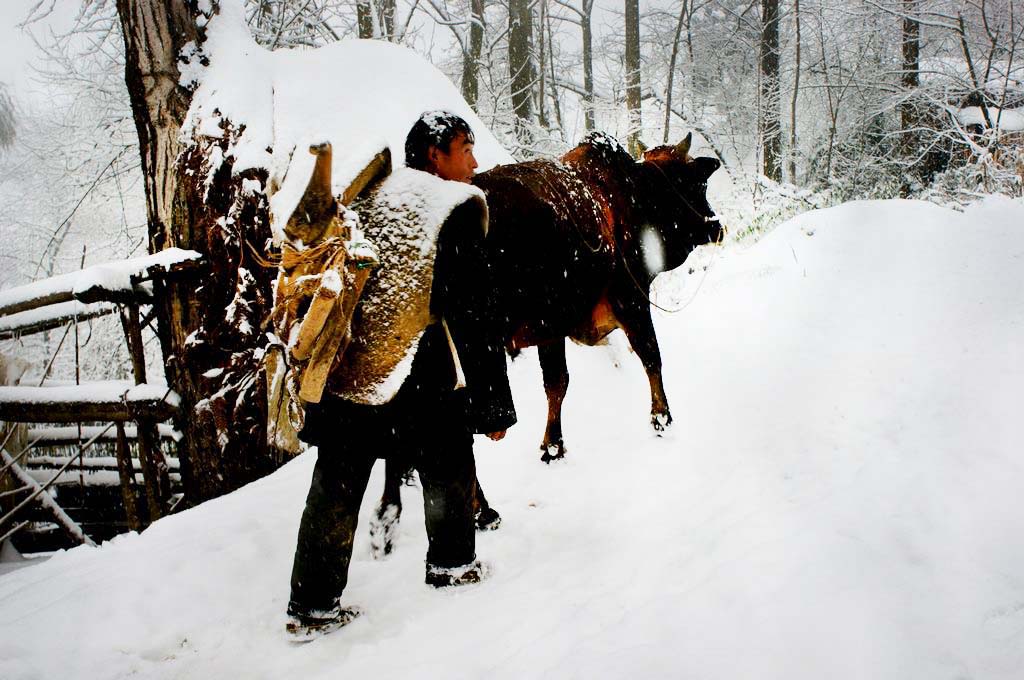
[675,132,692,158]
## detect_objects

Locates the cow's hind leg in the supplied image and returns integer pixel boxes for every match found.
[538,339,570,462]
[614,302,672,434]
[370,456,407,559]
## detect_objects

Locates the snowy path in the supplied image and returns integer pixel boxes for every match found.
[2,198,1023,679]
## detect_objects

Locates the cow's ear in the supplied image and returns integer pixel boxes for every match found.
[674,132,692,158]
[693,157,721,181]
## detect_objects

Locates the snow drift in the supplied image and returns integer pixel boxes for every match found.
[2,196,1023,679]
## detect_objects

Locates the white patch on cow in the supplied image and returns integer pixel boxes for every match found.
[640,224,666,276]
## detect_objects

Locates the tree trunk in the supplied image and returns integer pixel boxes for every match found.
[624,0,642,156]
[901,0,920,131]
[582,0,595,131]
[116,0,198,253]
[663,1,688,144]
[546,6,563,131]
[537,0,549,129]
[0,83,14,150]
[509,0,534,146]
[380,0,396,40]
[760,0,782,182]
[357,0,375,39]
[788,0,801,183]
[117,1,277,505]
[462,0,485,108]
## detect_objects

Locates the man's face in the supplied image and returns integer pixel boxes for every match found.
[427,132,478,183]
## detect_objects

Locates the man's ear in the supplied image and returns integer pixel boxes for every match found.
[427,146,440,167]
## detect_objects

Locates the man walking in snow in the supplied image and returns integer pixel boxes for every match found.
[285,111,516,639]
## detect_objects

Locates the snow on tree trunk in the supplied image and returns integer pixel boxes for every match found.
[118,0,276,504]
[174,127,276,502]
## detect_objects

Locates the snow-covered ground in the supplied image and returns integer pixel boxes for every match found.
[2,196,1023,679]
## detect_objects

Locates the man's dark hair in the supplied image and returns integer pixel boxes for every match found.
[404,110,475,170]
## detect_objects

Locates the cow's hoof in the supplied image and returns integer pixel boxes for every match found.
[651,412,673,435]
[475,506,502,531]
[540,442,566,464]
[369,502,401,560]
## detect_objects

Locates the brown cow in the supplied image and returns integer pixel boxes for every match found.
[479,130,723,460]
[370,131,723,556]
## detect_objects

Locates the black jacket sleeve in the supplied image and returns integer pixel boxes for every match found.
[431,201,517,434]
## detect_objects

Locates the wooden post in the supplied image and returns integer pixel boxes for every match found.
[114,423,142,532]
[120,302,167,522]
[123,302,148,383]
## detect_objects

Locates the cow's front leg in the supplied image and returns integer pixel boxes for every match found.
[538,339,569,462]
[614,301,672,434]
[370,456,407,559]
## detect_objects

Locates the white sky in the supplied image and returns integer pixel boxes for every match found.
[0,0,36,93]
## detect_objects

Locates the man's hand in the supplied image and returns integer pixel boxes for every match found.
[486,430,506,441]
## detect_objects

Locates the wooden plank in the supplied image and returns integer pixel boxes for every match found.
[26,456,181,472]
[19,466,182,488]
[26,424,180,446]
[0,436,40,480]
[0,248,202,317]
[0,383,180,423]
[0,397,177,423]
[340,148,392,206]
[0,301,118,340]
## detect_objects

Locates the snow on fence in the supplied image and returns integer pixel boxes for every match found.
[0,248,204,550]
[0,382,180,423]
[27,424,181,445]
[0,248,201,318]
[0,300,117,340]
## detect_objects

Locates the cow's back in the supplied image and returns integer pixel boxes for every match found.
[474,160,617,347]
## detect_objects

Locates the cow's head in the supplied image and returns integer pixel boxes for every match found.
[640,133,724,271]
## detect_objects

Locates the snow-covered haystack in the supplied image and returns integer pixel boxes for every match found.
[2,197,1023,679]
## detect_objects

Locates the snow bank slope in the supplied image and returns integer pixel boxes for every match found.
[2,197,1024,680]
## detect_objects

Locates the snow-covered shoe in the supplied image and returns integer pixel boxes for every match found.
[285,605,361,641]
[425,560,490,588]
[474,506,502,532]
[370,501,401,560]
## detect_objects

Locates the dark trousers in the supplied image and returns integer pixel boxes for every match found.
[288,386,477,615]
